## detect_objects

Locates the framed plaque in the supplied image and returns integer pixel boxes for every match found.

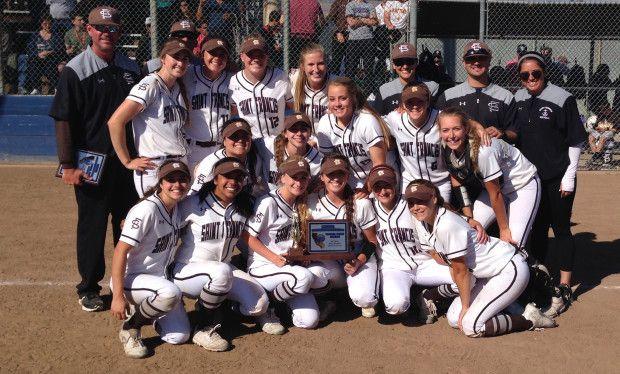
[285,219,355,261]
[55,150,107,186]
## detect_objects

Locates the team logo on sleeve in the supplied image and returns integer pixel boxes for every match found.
[131,218,142,229]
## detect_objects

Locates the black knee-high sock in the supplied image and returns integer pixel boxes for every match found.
[422,284,459,303]
[123,308,150,330]
[483,313,533,337]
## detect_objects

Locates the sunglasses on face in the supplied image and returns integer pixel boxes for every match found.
[372,182,392,192]
[227,132,251,142]
[519,70,543,81]
[464,56,490,63]
[91,24,120,34]
[404,99,427,110]
[163,174,190,184]
[394,58,418,67]
[209,48,228,58]
[287,125,310,134]
[171,31,195,39]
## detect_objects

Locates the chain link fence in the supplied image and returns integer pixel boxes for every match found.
[1,0,619,170]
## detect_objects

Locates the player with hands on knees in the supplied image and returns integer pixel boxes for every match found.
[110,160,191,359]
[307,154,381,319]
[108,38,192,197]
[168,157,284,352]
[406,179,557,337]
[438,107,540,248]
[240,157,325,330]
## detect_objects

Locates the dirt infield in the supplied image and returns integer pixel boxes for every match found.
[0,165,618,373]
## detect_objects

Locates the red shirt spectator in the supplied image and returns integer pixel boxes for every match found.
[290,0,324,38]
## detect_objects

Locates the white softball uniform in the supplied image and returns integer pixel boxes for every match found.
[263,136,323,190]
[170,193,268,317]
[308,192,380,308]
[189,148,266,197]
[316,110,385,188]
[385,109,451,200]
[289,70,333,132]
[373,197,455,315]
[112,194,189,344]
[415,207,529,337]
[473,138,541,247]
[229,67,293,139]
[183,66,233,170]
[245,190,320,329]
[127,73,189,196]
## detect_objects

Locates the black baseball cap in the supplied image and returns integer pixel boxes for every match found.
[463,41,491,59]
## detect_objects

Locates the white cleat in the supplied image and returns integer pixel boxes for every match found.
[257,308,286,335]
[361,307,376,318]
[119,329,148,359]
[523,303,557,329]
[192,324,229,352]
[416,293,438,324]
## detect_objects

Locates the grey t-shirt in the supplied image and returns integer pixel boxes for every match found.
[345,0,375,40]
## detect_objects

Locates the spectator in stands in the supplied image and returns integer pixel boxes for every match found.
[382,0,409,43]
[289,0,324,66]
[588,63,613,115]
[345,0,378,83]
[431,50,454,93]
[136,17,152,67]
[27,15,63,94]
[46,0,76,34]
[327,0,348,75]
[64,13,90,59]
[177,0,198,24]
[261,10,284,69]
[540,45,566,86]
[194,19,209,56]
[587,114,616,169]
[197,0,237,43]
[506,44,528,69]
[367,43,439,115]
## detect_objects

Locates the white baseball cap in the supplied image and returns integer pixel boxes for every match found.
[145,17,151,26]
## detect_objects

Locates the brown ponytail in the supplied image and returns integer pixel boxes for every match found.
[273,133,288,168]
[177,78,191,128]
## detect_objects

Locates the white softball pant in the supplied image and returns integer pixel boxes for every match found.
[309,256,379,308]
[172,261,268,316]
[248,263,319,329]
[473,175,541,247]
[132,156,188,198]
[446,253,529,337]
[111,273,190,345]
[381,258,456,315]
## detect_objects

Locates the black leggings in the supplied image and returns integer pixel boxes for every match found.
[529,176,576,272]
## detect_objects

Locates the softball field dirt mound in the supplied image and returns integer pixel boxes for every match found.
[0,165,618,373]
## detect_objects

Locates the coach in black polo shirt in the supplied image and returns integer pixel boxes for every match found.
[367,43,439,115]
[436,41,517,142]
[514,51,586,317]
[49,6,140,312]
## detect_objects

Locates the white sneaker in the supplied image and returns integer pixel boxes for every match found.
[257,308,286,335]
[523,303,557,329]
[318,300,337,322]
[192,324,229,352]
[119,329,148,359]
[361,307,376,318]
[416,293,438,324]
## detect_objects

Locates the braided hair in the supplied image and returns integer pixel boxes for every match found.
[320,153,356,250]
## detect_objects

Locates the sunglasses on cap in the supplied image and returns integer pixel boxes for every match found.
[91,24,120,33]
[519,70,543,81]
[394,58,418,67]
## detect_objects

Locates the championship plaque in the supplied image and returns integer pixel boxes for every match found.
[285,219,355,261]
[55,150,107,185]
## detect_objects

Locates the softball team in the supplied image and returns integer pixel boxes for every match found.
[108,38,191,197]
[406,179,556,337]
[101,30,576,359]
